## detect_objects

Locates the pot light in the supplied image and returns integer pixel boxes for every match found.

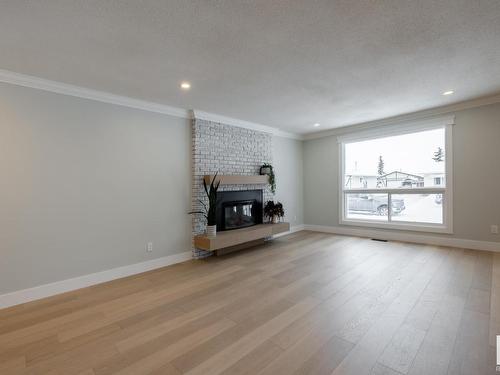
[180,81,191,90]
[442,90,454,96]
[313,123,321,127]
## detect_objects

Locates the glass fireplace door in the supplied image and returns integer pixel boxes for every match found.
[223,200,257,230]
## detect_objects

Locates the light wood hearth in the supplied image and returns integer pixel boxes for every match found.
[194,222,290,252]
[203,174,269,185]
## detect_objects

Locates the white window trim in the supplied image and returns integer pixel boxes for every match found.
[338,117,454,234]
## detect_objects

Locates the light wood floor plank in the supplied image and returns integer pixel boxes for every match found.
[0,232,498,374]
[112,318,236,375]
[407,250,476,375]
[170,298,295,373]
[184,297,320,375]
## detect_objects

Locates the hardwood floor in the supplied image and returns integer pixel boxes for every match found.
[1,231,498,374]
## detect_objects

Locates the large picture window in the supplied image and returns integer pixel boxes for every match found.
[339,118,453,233]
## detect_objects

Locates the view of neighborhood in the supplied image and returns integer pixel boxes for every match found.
[344,128,446,224]
[346,193,443,224]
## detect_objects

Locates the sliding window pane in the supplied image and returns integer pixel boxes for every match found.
[390,194,443,224]
[346,193,389,221]
[344,128,445,189]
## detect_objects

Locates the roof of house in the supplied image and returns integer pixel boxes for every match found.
[378,171,424,180]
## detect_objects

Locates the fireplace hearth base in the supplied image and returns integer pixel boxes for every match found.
[194,222,290,255]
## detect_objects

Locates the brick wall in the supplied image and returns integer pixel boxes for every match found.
[191,118,273,258]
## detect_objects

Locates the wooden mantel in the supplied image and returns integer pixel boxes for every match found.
[194,222,290,252]
[203,174,268,185]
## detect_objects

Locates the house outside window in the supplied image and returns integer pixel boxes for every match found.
[338,116,454,233]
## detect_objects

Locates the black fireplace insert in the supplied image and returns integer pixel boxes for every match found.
[216,190,263,231]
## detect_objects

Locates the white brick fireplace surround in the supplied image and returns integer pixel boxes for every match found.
[191,118,274,258]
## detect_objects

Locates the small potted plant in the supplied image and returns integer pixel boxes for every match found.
[264,201,285,224]
[260,163,276,194]
[189,173,220,236]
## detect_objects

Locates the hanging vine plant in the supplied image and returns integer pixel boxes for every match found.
[260,163,276,194]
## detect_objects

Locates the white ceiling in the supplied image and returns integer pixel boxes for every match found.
[1,1,500,134]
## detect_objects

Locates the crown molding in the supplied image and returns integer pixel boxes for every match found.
[304,93,500,140]
[274,129,304,140]
[336,115,455,143]
[7,68,496,142]
[0,69,304,139]
[0,68,191,119]
[192,110,303,140]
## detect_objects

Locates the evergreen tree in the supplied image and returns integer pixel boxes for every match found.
[377,155,385,175]
[432,147,444,162]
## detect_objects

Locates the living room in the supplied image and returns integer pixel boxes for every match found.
[1,2,500,374]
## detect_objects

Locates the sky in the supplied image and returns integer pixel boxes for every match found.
[345,128,445,176]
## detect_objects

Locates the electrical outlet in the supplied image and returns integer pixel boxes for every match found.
[491,225,499,234]
[147,242,153,252]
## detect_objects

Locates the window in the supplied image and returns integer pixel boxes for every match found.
[339,117,453,233]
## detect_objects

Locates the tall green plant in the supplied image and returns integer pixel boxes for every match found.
[189,173,221,226]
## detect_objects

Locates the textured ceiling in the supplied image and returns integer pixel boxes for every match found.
[1,1,500,134]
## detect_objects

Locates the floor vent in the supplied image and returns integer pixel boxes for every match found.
[371,238,388,242]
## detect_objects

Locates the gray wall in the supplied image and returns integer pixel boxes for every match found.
[0,83,192,294]
[6,77,498,296]
[0,83,306,295]
[273,136,304,227]
[304,102,500,243]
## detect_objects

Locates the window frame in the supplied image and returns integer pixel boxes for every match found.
[338,116,454,234]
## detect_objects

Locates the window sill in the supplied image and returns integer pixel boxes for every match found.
[340,218,453,234]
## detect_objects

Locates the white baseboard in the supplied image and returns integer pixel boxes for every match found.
[0,251,192,310]
[271,224,306,239]
[303,224,500,252]
[5,224,497,309]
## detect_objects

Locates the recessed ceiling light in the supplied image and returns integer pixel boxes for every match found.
[313,123,321,127]
[180,81,191,90]
[442,90,454,96]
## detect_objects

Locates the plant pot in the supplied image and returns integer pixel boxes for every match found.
[206,225,217,237]
[272,216,279,224]
[260,166,272,175]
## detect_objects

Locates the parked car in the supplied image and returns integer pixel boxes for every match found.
[348,194,405,216]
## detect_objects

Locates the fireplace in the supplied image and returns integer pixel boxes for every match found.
[216,190,263,231]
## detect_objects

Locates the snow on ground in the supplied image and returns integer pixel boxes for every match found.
[347,194,442,224]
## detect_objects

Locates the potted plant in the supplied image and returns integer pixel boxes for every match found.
[264,201,285,224]
[260,163,276,194]
[189,173,221,236]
